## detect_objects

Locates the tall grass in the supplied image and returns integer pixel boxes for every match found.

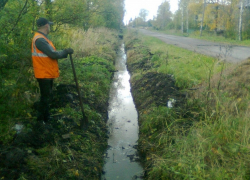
[125,29,250,179]
[142,106,250,179]
[53,26,119,61]
[0,26,120,179]
[141,35,228,89]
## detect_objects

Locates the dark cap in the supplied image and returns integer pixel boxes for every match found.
[36,17,53,27]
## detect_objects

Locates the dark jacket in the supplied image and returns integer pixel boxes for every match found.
[35,31,68,59]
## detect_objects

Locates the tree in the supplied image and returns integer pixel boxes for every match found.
[200,0,206,36]
[100,0,125,29]
[179,0,191,33]
[0,0,8,10]
[238,0,243,40]
[154,1,172,30]
[0,0,125,92]
[171,0,250,40]
[139,9,149,22]
[45,0,52,20]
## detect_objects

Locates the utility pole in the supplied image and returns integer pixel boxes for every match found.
[186,6,189,34]
[181,7,184,33]
[239,0,243,41]
[200,0,206,37]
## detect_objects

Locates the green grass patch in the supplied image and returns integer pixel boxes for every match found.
[125,29,250,180]
[141,35,227,89]
[189,31,250,47]
[0,27,119,179]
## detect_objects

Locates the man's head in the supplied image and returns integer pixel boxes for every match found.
[36,17,53,34]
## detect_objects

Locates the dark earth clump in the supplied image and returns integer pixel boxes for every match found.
[131,72,186,110]
[126,48,153,72]
[52,84,109,121]
[52,84,79,109]
[127,55,152,72]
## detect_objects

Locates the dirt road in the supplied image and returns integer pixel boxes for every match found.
[139,29,250,63]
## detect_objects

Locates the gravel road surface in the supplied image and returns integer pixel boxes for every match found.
[139,29,250,63]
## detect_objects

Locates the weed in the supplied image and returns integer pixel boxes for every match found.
[125,29,250,179]
[0,27,119,179]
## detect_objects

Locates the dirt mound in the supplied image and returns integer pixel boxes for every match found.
[131,72,186,110]
[52,84,79,109]
[53,84,109,121]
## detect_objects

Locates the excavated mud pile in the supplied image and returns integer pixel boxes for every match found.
[53,84,108,120]
[130,72,186,111]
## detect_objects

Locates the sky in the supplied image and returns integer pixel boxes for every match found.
[124,0,179,24]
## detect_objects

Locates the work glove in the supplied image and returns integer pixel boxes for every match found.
[65,48,74,54]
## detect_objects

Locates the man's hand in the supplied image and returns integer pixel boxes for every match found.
[65,48,74,54]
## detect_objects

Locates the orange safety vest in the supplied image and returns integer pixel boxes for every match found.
[31,32,59,78]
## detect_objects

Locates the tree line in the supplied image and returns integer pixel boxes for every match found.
[130,0,250,41]
[0,0,124,72]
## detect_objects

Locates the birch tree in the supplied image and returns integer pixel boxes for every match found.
[179,0,190,33]
[200,0,206,36]
[171,0,250,40]
[238,0,243,40]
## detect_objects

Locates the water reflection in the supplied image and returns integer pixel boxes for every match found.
[101,44,143,180]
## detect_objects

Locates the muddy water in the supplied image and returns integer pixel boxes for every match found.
[101,44,143,180]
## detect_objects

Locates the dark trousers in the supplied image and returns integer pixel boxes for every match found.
[37,78,53,122]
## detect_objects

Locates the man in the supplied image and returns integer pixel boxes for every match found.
[32,17,73,122]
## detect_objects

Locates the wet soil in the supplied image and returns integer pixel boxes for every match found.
[52,84,109,120]
[130,72,186,110]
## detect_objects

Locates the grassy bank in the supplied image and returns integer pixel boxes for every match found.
[0,27,119,179]
[125,29,250,179]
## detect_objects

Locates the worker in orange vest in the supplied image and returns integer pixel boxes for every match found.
[32,17,73,123]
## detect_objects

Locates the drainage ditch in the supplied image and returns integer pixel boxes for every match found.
[101,44,144,180]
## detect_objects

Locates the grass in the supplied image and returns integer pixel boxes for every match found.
[0,27,120,179]
[142,108,250,179]
[124,29,250,179]
[141,35,228,89]
[189,31,250,47]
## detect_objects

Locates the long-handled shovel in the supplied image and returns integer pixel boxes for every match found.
[69,54,88,129]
